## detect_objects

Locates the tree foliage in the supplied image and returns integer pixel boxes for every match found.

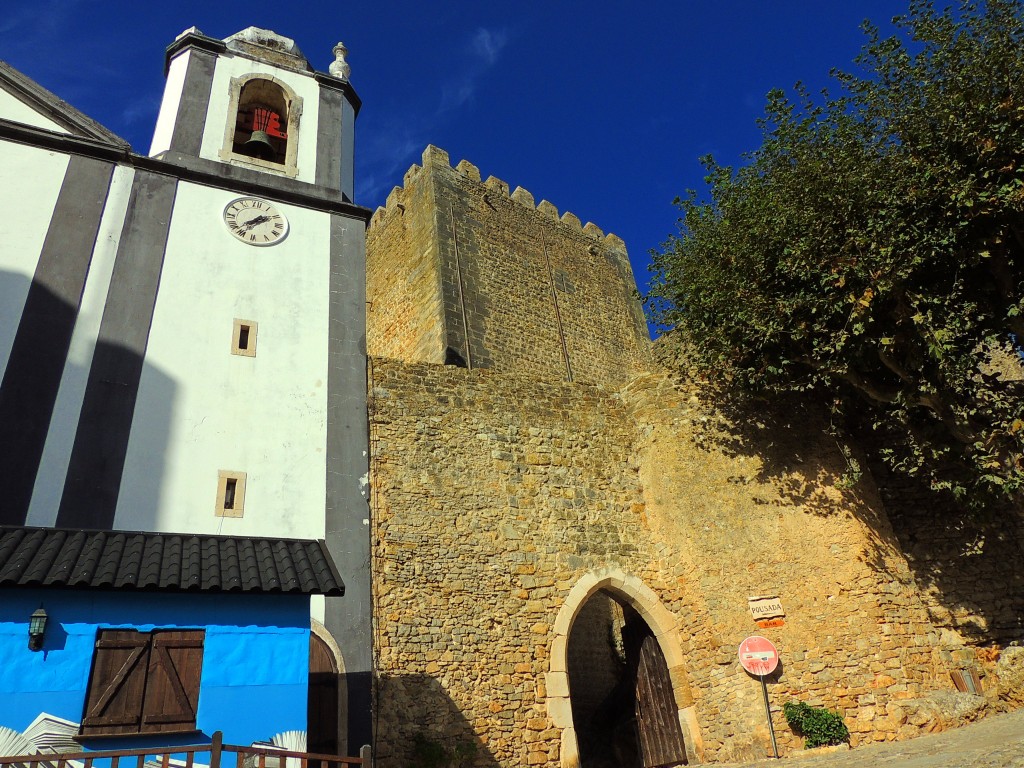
[648,0,1024,501]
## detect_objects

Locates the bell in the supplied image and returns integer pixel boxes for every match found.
[242,130,276,161]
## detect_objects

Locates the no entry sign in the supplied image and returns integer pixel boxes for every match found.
[738,635,779,676]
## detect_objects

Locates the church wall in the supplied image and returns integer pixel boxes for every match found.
[0,87,69,133]
[25,164,135,526]
[113,180,332,539]
[0,142,71,380]
[149,47,191,156]
[369,358,954,766]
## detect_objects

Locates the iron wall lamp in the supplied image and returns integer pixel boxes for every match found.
[28,606,47,651]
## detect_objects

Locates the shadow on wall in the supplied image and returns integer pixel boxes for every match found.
[374,674,500,768]
[654,338,1024,648]
[0,269,175,532]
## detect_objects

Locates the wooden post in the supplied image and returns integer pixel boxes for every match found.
[211,731,224,768]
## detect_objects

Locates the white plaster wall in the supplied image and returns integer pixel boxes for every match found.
[148,49,190,156]
[115,180,331,539]
[26,164,135,526]
[0,142,70,382]
[0,88,69,133]
[200,53,321,184]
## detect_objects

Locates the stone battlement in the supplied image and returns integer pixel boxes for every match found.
[370,145,627,253]
[366,145,651,388]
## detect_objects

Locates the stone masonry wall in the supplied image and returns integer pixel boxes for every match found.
[366,146,651,388]
[369,357,957,767]
[366,160,446,364]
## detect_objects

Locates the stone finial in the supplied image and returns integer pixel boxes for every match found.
[330,42,351,81]
[456,159,481,181]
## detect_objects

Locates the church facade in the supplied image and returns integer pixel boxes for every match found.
[2,24,1023,768]
[0,28,371,756]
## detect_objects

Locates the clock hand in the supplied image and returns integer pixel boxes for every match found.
[238,215,270,234]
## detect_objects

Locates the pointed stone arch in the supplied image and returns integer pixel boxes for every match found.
[546,567,704,766]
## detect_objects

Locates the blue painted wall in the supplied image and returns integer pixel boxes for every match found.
[0,589,310,748]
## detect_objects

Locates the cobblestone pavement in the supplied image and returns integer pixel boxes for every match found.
[716,709,1024,768]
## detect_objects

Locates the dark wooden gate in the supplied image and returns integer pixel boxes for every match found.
[309,633,340,756]
[634,633,687,767]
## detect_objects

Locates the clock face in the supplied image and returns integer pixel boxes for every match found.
[223,197,289,246]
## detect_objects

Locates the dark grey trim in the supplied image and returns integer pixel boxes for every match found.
[315,86,343,190]
[168,48,216,157]
[164,32,227,76]
[0,60,129,146]
[314,72,362,116]
[322,213,372,752]
[56,171,178,529]
[0,120,372,222]
[0,156,114,525]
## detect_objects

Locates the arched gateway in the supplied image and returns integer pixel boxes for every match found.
[547,568,703,767]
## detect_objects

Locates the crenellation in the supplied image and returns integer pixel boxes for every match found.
[511,186,535,207]
[422,144,450,167]
[384,185,405,211]
[456,158,482,181]
[537,200,559,221]
[485,176,511,196]
[403,163,422,186]
[582,222,604,239]
[559,211,582,230]
[603,233,626,251]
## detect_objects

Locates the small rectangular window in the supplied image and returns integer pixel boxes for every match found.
[216,471,246,517]
[231,319,258,357]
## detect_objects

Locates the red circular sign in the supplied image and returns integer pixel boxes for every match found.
[738,635,779,675]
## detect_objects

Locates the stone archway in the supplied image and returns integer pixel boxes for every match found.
[547,567,703,767]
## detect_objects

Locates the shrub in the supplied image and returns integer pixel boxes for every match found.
[782,701,851,748]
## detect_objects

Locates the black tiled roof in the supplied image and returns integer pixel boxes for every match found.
[0,527,344,596]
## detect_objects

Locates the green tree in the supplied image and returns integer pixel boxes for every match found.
[648,0,1024,501]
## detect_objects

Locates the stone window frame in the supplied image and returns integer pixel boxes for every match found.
[215,470,247,518]
[219,73,302,178]
[546,566,704,767]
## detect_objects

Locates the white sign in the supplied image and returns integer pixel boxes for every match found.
[748,595,784,620]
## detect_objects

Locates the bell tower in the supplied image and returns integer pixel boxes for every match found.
[149,26,359,200]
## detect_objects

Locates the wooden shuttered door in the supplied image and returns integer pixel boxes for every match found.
[634,633,688,767]
[81,631,151,735]
[81,629,204,736]
[141,631,204,732]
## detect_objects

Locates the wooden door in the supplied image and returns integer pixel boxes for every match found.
[634,633,688,767]
[308,634,339,756]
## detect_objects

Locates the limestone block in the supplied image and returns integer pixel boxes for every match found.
[485,175,511,195]
[545,671,570,698]
[582,222,604,238]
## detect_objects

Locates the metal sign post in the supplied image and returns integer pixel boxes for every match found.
[738,635,781,760]
[760,673,779,759]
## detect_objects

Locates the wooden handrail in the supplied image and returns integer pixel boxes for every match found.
[0,733,364,768]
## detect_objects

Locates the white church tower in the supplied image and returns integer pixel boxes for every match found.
[0,26,371,754]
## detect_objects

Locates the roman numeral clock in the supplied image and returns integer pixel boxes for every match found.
[223,197,289,245]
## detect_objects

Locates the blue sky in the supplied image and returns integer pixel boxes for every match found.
[1,2,908,320]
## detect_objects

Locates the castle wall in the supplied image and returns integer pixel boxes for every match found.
[368,358,951,767]
[366,147,651,387]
